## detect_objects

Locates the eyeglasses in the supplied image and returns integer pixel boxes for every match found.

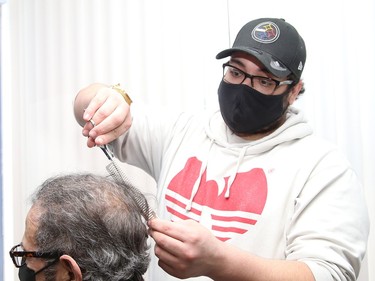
[9,244,62,268]
[222,62,295,94]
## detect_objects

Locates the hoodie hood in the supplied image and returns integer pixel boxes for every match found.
[206,106,312,154]
[185,106,312,210]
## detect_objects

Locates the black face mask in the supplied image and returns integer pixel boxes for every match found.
[18,264,36,281]
[218,80,289,135]
[18,259,58,281]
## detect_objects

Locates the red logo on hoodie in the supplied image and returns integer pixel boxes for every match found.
[166,157,267,241]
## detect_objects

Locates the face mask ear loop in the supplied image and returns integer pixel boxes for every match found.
[33,257,60,275]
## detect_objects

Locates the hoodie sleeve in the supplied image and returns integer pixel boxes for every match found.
[110,108,197,181]
[285,145,369,281]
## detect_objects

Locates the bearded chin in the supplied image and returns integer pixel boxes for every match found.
[237,109,288,136]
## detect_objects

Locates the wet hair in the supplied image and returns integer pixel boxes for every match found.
[31,173,150,281]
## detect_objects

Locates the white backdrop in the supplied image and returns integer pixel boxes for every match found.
[1,0,374,280]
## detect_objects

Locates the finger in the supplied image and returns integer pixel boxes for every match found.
[82,119,95,137]
[89,119,96,127]
[83,87,113,122]
[84,91,129,145]
[87,90,124,126]
[89,100,129,137]
[149,223,182,248]
[154,242,179,263]
[90,107,131,146]
[86,136,97,148]
[149,218,192,242]
[150,229,186,263]
[92,125,125,146]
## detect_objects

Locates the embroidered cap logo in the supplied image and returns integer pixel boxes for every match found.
[251,21,280,44]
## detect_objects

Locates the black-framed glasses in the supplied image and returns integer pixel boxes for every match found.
[222,62,295,94]
[9,244,62,268]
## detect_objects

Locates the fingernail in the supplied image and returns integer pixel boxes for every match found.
[82,129,89,136]
[83,113,90,120]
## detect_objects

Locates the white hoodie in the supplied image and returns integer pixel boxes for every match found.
[112,107,369,281]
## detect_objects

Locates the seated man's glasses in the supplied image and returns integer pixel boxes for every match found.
[9,244,62,273]
[222,62,295,95]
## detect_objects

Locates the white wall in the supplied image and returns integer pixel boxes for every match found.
[1,0,374,280]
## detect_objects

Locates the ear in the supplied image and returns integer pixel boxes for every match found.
[60,255,82,281]
[287,80,303,105]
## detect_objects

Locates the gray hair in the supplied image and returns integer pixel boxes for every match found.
[31,173,150,281]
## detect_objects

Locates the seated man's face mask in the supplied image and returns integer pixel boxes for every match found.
[18,259,59,281]
[19,264,38,281]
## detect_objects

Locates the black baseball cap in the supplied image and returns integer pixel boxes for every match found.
[216,18,306,80]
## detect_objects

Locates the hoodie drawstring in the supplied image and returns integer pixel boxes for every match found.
[186,139,214,211]
[225,146,247,198]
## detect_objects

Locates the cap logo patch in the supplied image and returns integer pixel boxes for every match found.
[298,61,303,71]
[252,21,280,44]
[270,60,288,72]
